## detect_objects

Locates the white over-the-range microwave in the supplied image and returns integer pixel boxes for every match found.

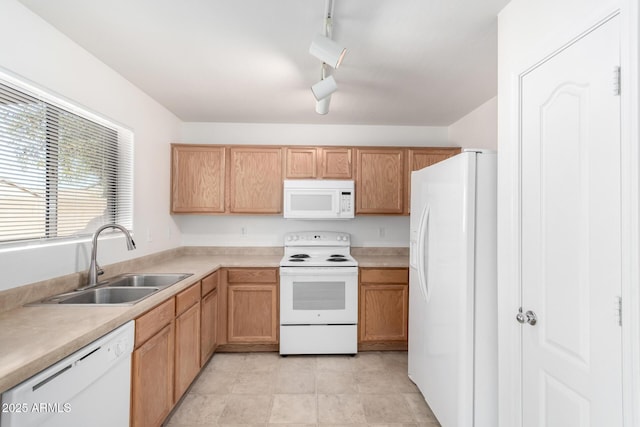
[283,180,354,219]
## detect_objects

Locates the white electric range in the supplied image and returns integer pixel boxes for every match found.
[279,231,358,355]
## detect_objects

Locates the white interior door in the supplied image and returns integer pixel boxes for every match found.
[520,15,622,427]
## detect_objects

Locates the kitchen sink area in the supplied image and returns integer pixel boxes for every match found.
[28,273,193,306]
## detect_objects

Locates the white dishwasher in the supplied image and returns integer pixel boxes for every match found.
[1,321,134,427]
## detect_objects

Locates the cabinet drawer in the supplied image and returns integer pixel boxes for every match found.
[360,268,408,284]
[227,268,277,284]
[176,283,202,316]
[201,271,219,296]
[135,298,175,348]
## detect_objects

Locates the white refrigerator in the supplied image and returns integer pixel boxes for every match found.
[408,150,497,427]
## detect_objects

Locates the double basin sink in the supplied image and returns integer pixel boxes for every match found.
[32,273,193,306]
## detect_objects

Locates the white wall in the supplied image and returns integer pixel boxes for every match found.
[497,0,623,425]
[449,96,497,150]
[0,0,182,291]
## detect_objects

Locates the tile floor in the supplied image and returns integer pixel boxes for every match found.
[165,351,441,427]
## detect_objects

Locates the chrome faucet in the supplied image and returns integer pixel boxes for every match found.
[86,224,136,288]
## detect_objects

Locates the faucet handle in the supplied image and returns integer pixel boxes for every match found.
[97,265,104,277]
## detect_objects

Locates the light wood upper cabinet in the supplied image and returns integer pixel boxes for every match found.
[170,144,459,216]
[320,147,352,178]
[407,147,461,172]
[358,268,409,351]
[229,147,282,213]
[355,148,405,214]
[171,144,225,213]
[285,147,317,178]
[285,147,352,179]
[406,147,461,213]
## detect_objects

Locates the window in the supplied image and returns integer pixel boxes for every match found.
[0,78,133,245]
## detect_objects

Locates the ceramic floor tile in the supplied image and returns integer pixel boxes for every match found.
[206,352,247,372]
[170,352,439,427]
[317,394,366,424]
[351,352,387,372]
[316,371,358,394]
[269,394,317,424]
[354,370,397,394]
[243,351,281,372]
[217,394,272,424]
[275,371,316,394]
[278,354,318,373]
[360,394,416,423]
[403,393,440,424]
[316,355,354,372]
[232,371,277,394]
[190,369,238,395]
[167,394,227,425]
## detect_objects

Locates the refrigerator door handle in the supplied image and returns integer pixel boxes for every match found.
[417,205,430,301]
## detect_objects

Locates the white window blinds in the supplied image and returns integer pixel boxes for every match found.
[0,79,133,245]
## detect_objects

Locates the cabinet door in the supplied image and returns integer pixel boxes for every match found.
[229,147,282,213]
[171,145,225,213]
[407,148,460,172]
[175,302,201,400]
[227,283,278,343]
[131,323,175,427]
[200,288,218,366]
[320,147,352,179]
[285,147,317,178]
[406,148,461,213]
[356,148,404,214]
[359,268,409,349]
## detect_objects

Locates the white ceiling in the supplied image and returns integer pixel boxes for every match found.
[18,0,510,126]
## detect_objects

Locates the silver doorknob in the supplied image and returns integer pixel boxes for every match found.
[516,308,538,325]
[525,310,537,326]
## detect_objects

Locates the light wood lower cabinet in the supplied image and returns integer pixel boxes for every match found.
[200,272,219,366]
[131,299,175,427]
[174,299,201,400]
[358,268,409,351]
[222,268,279,348]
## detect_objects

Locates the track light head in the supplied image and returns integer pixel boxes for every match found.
[309,34,346,69]
[315,96,331,115]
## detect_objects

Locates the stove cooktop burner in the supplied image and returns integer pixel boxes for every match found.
[329,254,346,258]
[290,254,310,258]
[288,258,306,262]
[327,258,348,262]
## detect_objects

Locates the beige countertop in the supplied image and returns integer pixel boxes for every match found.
[0,248,408,393]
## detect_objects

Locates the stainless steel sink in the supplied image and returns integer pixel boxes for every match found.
[102,273,192,288]
[31,287,159,306]
[28,273,193,306]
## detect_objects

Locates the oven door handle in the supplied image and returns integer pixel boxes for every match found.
[280,268,358,277]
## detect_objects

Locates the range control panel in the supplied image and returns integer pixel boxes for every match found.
[284,231,351,246]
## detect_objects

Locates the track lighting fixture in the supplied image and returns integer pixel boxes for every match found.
[309,0,346,115]
[311,75,338,101]
[309,34,346,69]
[315,96,331,115]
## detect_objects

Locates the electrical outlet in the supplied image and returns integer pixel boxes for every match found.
[241,227,247,236]
[379,227,386,238]
[146,227,153,243]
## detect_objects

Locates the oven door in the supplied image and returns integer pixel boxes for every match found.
[280,267,358,324]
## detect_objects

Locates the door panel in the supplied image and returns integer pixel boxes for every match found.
[520,16,622,427]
